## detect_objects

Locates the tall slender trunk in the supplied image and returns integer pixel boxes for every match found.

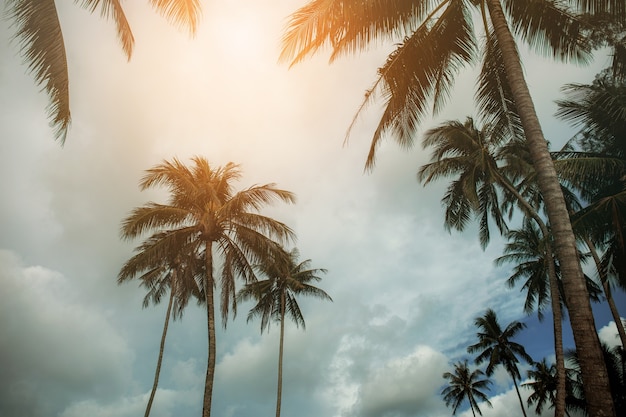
[586,238,626,349]
[276,292,285,417]
[546,248,567,417]
[144,288,174,417]
[486,1,615,415]
[203,246,216,417]
[497,179,566,417]
[511,374,528,417]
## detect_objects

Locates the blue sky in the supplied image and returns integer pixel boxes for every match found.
[0,2,623,417]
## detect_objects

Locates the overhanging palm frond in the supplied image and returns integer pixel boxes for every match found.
[149,0,202,35]
[362,0,476,170]
[503,0,591,62]
[8,0,70,143]
[79,0,134,59]
[279,0,431,67]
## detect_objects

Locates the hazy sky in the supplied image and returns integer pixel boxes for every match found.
[0,2,623,417]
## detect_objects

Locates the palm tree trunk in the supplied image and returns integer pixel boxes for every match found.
[511,375,528,417]
[203,247,216,417]
[586,238,626,349]
[276,292,285,417]
[486,1,615,416]
[546,250,567,417]
[497,177,566,417]
[144,288,174,417]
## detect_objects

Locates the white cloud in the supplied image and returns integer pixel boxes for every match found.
[598,320,625,348]
[353,345,449,417]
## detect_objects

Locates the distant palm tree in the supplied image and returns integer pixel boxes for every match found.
[441,359,492,417]
[6,0,201,143]
[468,309,533,417]
[523,359,570,417]
[237,248,331,417]
[118,230,203,417]
[121,157,296,417]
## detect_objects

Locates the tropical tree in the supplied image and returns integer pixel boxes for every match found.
[441,359,493,417]
[523,359,561,417]
[6,0,201,143]
[279,2,617,413]
[555,74,626,349]
[118,230,204,417]
[237,248,331,417]
[120,157,296,417]
[468,308,533,417]
[419,117,571,416]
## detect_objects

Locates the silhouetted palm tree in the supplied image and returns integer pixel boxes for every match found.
[121,157,296,417]
[237,248,331,417]
[420,118,569,416]
[468,309,533,417]
[441,359,493,417]
[555,74,626,349]
[6,0,201,142]
[118,230,203,417]
[279,2,617,411]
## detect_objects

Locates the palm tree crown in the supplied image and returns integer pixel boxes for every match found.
[238,248,332,332]
[441,359,493,417]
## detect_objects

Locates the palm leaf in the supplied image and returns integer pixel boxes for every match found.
[8,0,70,143]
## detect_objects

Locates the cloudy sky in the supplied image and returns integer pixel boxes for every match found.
[0,2,623,417]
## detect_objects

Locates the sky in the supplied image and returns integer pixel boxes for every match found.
[0,2,624,417]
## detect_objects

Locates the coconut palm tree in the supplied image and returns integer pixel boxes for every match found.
[441,359,493,417]
[419,117,571,416]
[6,0,201,143]
[118,230,204,417]
[523,359,562,417]
[554,74,626,349]
[120,157,296,417]
[237,248,331,417]
[279,2,617,412]
[468,308,533,417]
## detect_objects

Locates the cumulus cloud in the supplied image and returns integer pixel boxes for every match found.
[598,320,625,348]
[0,250,135,416]
[352,346,448,417]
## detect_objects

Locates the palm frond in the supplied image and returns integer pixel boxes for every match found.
[361,0,476,170]
[8,0,70,143]
[78,0,134,59]
[279,0,430,67]
[149,0,202,35]
[503,0,591,62]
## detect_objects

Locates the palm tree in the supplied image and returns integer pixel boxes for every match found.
[6,0,201,143]
[468,309,533,417]
[523,359,562,417]
[120,157,296,417]
[419,118,571,416]
[237,248,331,417]
[118,231,203,417]
[554,74,626,349]
[279,2,617,413]
[441,359,493,417]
